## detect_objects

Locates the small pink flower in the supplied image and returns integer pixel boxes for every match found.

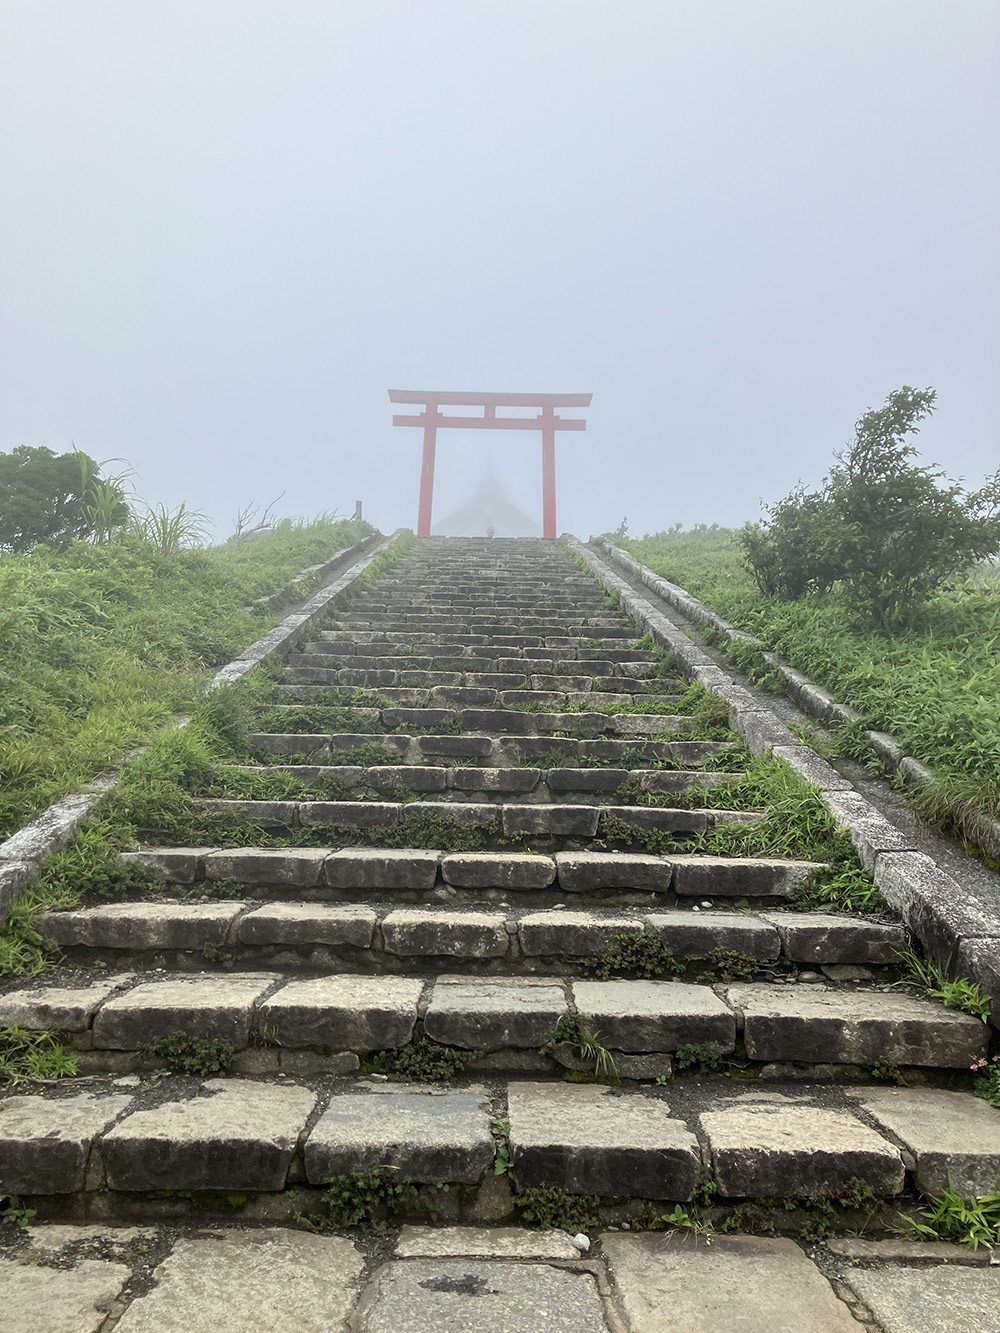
[971,1059,987,1071]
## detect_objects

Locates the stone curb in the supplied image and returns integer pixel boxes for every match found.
[590,535,1000,866]
[567,539,1000,1026]
[0,531,399,927]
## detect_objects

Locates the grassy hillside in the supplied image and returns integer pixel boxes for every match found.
[0,517,370,837]
[617,527,1000,818]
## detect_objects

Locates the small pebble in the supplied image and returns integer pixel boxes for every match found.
[797,971,822,983]
[572,1233,591,1252]
[700,901,712,909]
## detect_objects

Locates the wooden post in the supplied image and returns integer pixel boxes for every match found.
[540,404,557,539]
[416,407,438,537]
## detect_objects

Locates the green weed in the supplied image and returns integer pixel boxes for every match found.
[516,1185,605,1232]
[902,955,991,1022]
[902,1183,1000,1250]
[298,1167,420,1233]
[138,1030,236,1076]
[363,1035,481,1083]
[0,1027,79,1082]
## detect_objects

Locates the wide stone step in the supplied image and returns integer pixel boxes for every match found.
[285,653,657,678]
[5,1075,998,1208]
[106,847,823,903]
[29,902,905,975]
[0,973,982,1071]
[193,796,729,838]
[270,685,685,710]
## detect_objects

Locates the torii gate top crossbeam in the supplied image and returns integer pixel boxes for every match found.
[388,389,592,537]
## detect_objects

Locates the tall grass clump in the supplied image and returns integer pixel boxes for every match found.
[0,514,370,837]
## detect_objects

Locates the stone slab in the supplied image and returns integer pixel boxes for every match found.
[701,1097,904,1197]
[759,911,906,964]
[354,1259,608,1333]
[423,980,566,1049]
[825,1237,989,1266]
[645,912,781,960]
[845,1266,1000,1333]
[0,1256,130,1333]
[102,1079,316,1191]
[305,1090,493,1184]
[671,856,821,898]
[601,1232,860,1332]
[502,804,601,837]
[508,1081,700,1200]
[0,977,133,1031]
[572,980,736,1053]
[41,902,241,950]
[322,848,440,890]
[823,790,917,871]
[518,910,644,956]
[441,853,555,890]
[260,975,423,1050]
[394,1226,580,1259]
[113,1230,363,1332]
[381,909,509,958]
[237,903,377,947]
[0,1092,132,1193]
[727,983,988,1067]
[555,851,673,893]
[204,848,327,887]
[92,975,273,1050]
[846,1087,1000,1195]
[298,801,400,828]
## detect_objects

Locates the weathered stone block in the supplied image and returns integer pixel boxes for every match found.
[441,853,555,890]
[600,806,709,834]
[450,767,541,793]
[508,1082,700,1200]
[41,902,242,951]
[423,980,566,1049]
[0,1256,130,1332]
[402,802,498,828]
[846,1087,1000,1195]
[111,1231,362,1333]
[298,801,400,828]
[259,975,423,1050]
[365,765,447,792]
[759,911,906,964]
[555,851,673,893]
[671,856,821,898]
[728,983,988,1067]
[237,904,376,948]
[381,909,509,958]
[119,848,208,883]
[204,848,326,887]
[322,848,440,890]
[601,1233,862,1333]
[0,1092,132,1193]
[822,791,917,871]
[103,1080,316,1191]
[501,804,600,837]
[0,977,134,1031]
[546,768,628,793]
[701,1099,904,1198]
[304,1090,493,1184]
[645,911,781,960]
[572,980,736,1053]
[518,910,643,956]
[92,975,272,1050]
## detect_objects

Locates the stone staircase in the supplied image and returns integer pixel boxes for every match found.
[2,537,998,1235]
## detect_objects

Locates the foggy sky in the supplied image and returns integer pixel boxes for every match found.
[1,1,997,540]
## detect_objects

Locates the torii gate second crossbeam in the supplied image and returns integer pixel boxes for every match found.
[389,390,593,538]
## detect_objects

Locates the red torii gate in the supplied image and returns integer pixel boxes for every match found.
[389,389,593,539]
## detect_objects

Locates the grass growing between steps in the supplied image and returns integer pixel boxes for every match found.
[0,516,371,837]
[616,527,1000,819]
[605,754,885,913]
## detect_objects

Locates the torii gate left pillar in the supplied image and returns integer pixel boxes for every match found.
[389,390,593,538]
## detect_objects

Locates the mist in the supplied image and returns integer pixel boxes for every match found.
[1,0,997,540]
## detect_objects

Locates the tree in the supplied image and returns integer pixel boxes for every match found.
[0,447,130,552]
[740,388,1000,630]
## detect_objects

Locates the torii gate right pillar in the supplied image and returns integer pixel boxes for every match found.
[540,403,557,538]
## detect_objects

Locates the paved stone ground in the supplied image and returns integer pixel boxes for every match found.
[2,1223,998,1332]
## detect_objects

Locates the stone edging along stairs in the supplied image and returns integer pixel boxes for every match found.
[577,537,1000,1020]
[1,536,999,1234]
[591,534,1000,868]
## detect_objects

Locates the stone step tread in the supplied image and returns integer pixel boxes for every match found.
[248,709,703,742]
[191,796,748,836]
[266,688,685,709]
[2,1078,996,1200]
[107,847,823,898]
[241,763,747,789]
[285,654,658,674]
[26,902,904,965]
[2,973,981,1068]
